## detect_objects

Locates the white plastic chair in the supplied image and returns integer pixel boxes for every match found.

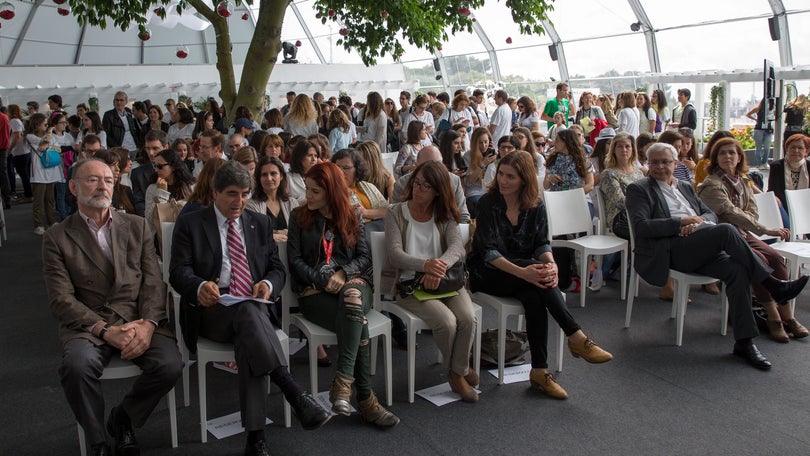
[278,241,393,406]
[370,227,482,403]
[77,358,177,455]
[785,188,810,242]
[196,330,291,442]
[161,222,190,408]
[624,208,729,346]
[543,188,628,307]
[754,191,810,310]
[471,292,565,384]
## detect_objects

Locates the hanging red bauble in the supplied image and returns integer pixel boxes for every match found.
[339,28,349,36]
[176,46,189,59]
[53,0,67,4]
[241,12,249,20]
[381,10,389,19]
[153,8,163,15]
[295,40,302,47]
[505,37,513,44]
[458,7,470,16]
[0,2,16,20]
[216,1,233,18]
[327,9,336,17]
[472,18,477,22]
[138,28,151,41]
[437,46,443,51]
[57,7,70,16]
[315,12,322,19]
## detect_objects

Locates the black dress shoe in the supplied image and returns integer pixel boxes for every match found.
[244,440,272,456]
[317,356,332,368]
[762,275,809,305]
[733,344,772,370]
[91,443,112,456]
[106,406,140,456]
[291,393,331,430]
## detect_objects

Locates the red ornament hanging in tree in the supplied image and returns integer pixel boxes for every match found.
[53,0,67,4]
[241,12,249,20]
[138,28,151,41]
[216,1,233,18]
[295,40,302,47]
[176,46,189,59]
[381,10,389,19]
[57,7,70,16]
[458,7,471,16]
[328,9,336,17]
[505,37,513,44]
[339,28,349,36]
[0,2,16,20]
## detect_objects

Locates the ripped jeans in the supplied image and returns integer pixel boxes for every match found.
[298,280,374,400]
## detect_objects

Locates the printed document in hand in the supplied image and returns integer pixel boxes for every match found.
[218,294,274,306]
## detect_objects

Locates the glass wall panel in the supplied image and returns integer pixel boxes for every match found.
[550,0,637,40]
[640,0,771,29]
[787,12,810,67]
[563,34,650,78]
[655,19,780,74]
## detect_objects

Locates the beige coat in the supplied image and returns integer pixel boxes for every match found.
[697,172,768,236]
[43,211,169,348]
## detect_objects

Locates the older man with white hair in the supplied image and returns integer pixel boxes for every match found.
[625,142,808,370]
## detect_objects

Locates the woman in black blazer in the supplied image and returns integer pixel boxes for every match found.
[767,134,810,228]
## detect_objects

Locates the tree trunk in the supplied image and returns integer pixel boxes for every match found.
[231,1,288,126]
[189,0,237,118]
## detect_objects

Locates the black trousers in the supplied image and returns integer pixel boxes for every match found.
[200,300,287,431]
[59,334,183,446]
[472,265,580,369]
[670,223,772,340]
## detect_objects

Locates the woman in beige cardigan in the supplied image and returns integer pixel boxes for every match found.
[697,137,808,342]
[384,161,478,402]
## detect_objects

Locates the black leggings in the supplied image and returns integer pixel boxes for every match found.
[472,265,580,369]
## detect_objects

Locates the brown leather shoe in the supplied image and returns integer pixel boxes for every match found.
[783,319,809,339]
[568,337,613,363]
[359,392,400,430]
[448,370,479,403]
[329,372,354,416]
[464,369,479,387]
[767,320,790,343]
[529,369,568,399]
[702,282,720,295]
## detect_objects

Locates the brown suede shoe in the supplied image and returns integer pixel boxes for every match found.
[783,319,809,339]
[359,392,400,430]
[568,337,613,363]
[464,369,479,387]
[702,282,720,295]
[767,320,790,343]
[448,370,478,403]
[529,369,568,399]
[329,372,354,416]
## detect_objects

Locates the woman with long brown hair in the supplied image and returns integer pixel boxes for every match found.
[360,91,388,153]
[385,161,478,402]
[287,162,400,430]
[469,151,612,400]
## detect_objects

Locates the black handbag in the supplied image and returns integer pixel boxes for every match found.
[415,260,467,294]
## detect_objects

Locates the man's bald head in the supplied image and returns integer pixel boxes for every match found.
[416,145,442,164]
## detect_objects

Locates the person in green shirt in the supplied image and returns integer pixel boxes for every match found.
[541,83,574,130]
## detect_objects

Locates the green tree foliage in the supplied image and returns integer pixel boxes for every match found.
[63,0,555,122]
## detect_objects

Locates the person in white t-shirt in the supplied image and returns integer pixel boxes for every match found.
[488,90,512,146]
[636,92,657,135]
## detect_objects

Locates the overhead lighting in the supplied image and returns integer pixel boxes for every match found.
[630,21,642,32]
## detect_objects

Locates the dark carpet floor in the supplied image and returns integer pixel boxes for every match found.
[2,201,810,456]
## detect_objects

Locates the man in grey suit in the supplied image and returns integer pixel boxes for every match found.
[169,161,328,456]
[44,159,183,456]
[625,143,807,370]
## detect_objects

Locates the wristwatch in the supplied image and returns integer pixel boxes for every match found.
[98,322,112,340]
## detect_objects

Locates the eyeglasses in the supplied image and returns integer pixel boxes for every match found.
[787,146,807,152]
[153,163,170,170]
[535,142,546,148]
[79,176,115,186]
[649,159,675,166]
[412,179,433,192]
[385,101,394,105]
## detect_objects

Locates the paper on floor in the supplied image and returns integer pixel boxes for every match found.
[207,411,272,440]
[487,363,531,384]
[415,382,482,406]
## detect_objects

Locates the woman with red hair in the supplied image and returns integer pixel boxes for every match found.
[286,162,400,430]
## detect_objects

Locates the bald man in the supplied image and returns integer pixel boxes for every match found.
[391,145,470,222]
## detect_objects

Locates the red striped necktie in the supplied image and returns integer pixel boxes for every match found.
[227,219,253,297]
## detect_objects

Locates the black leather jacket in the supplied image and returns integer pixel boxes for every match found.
[286,207,373,294]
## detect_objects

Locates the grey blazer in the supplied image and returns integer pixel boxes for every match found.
[245,197,298,229]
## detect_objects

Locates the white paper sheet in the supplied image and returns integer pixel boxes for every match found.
[415,383,482,406]
[315,390,356,416]
[206,411,272,440]
[217,294,275,306]
[487,363,532,384]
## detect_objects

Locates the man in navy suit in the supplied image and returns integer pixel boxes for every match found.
[169,161,328,456]
[625,143,807,370]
